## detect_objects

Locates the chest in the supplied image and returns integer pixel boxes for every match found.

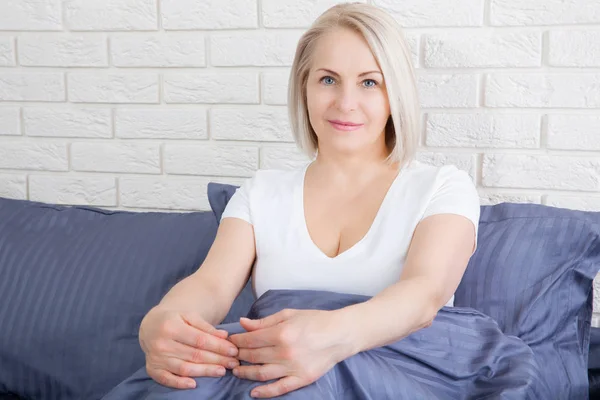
[302,177,397,259]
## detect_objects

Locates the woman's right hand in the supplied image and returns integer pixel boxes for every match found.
[139,306,240,389]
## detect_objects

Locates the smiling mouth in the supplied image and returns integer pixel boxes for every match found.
[328,120,364,131]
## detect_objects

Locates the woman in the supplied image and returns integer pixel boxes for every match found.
[139,3,479,399]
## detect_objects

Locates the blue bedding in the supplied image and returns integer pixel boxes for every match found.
[102,289,551,400]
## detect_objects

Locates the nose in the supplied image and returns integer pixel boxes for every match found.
[335,84,358,113]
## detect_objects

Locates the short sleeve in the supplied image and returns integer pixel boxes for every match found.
[220,176,253,225]
[421,166,481,251]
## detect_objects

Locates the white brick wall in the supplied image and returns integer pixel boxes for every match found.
[1,0,600,312]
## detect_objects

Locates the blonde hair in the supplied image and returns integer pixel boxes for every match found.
[288,2,421,166]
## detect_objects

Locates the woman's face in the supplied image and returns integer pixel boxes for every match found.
[306,27,391,159]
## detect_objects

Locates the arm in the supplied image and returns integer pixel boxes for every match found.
[335,213,477,356]
[156,217,256,326]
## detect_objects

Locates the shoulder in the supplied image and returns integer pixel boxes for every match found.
[401,160,473,190]
[237,164,307,201]
[397,160,480,218]
[403,160,480,229]
[221,165,307,224]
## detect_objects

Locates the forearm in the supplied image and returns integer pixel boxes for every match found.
[334,277,440,357]
[157,274,230,326]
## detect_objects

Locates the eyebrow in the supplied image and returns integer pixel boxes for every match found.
[316,68,383,77]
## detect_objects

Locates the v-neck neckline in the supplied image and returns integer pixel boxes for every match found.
[297,162,405,261]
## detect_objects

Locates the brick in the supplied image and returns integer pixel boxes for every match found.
[547,115,600,151]
[111,34,205,67]
[0,174,26,199]
[29,175,116,206]
[546,195,600,212]
[164,73,258,104]
[24,108,111,138]
[210,31,303,67]
[425,32,541,68]
[416,152,477,179]
[165,144,258,177]
[373,0,484,27]
[119,176,244,210]
[0,73,65,102]
[490,0,600,26]
[0,0,61,30]
[161,0,257,30]
[19,34,107,67]
[115,109,207,139]
[485,73,600,108]
[260,145,311,169]
[65,0,157,31]
[262,0,366,28]
[426,113,540,148]
[479,192,541,206]
[0,141,67,171]
[482,154,600,191]
[418,74,478,108]
[0,107,20,136]
[68,73,159,104]
[263,70,290,106]
[0,37,15,66]
[405,33,420,68]
[71,142,160,174]
[549,30,600,67]
[211,107,292,142]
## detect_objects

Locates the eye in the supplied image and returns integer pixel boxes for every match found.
[320,76,335,85]
[363,79,378,88]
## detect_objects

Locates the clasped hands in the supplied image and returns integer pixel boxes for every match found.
[227,308,349,398]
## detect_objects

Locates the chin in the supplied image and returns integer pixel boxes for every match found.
[322,137,371,155]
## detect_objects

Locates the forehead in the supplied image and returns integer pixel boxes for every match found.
[311,27,380,74]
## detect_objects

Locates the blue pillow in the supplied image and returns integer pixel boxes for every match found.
[208,182,238,223]
[0,197,219,400]
[454,202,600,400]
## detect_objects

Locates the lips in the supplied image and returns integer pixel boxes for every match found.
[328,119,364,132]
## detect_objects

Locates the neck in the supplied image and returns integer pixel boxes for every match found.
[311,147,398,186]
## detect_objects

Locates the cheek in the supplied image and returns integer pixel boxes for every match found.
[306,88,330,118]
[364,93,390,127]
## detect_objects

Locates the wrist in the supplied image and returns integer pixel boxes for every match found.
[327,305,366,361]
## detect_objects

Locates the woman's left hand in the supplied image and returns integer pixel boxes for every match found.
[228,308,352,398]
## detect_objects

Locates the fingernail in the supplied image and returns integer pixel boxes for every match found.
[186,381,196,389]
[228,361,238,369]
[232,368,239,376]
[217,367,226,376]
[228,348,237,356]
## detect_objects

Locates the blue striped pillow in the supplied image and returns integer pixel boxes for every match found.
[0,197,219,400]
[455,202,600,400]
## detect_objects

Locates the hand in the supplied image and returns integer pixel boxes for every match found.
[229,309,351,398]
[139,306,240,389]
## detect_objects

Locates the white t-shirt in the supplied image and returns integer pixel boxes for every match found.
[221,160,480,307]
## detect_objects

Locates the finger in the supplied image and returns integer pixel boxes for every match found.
[164,356,227,378]
[169,340,239,369]
[232,364,286,382]
[237,347,278,365]
[174,324,238,357]
[251,376,306,398]
[181,311,224,337]
[147,366,197,390]
[240,309,293,331]
[229,328,277,349]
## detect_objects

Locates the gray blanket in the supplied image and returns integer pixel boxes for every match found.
[102,290,551,399]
